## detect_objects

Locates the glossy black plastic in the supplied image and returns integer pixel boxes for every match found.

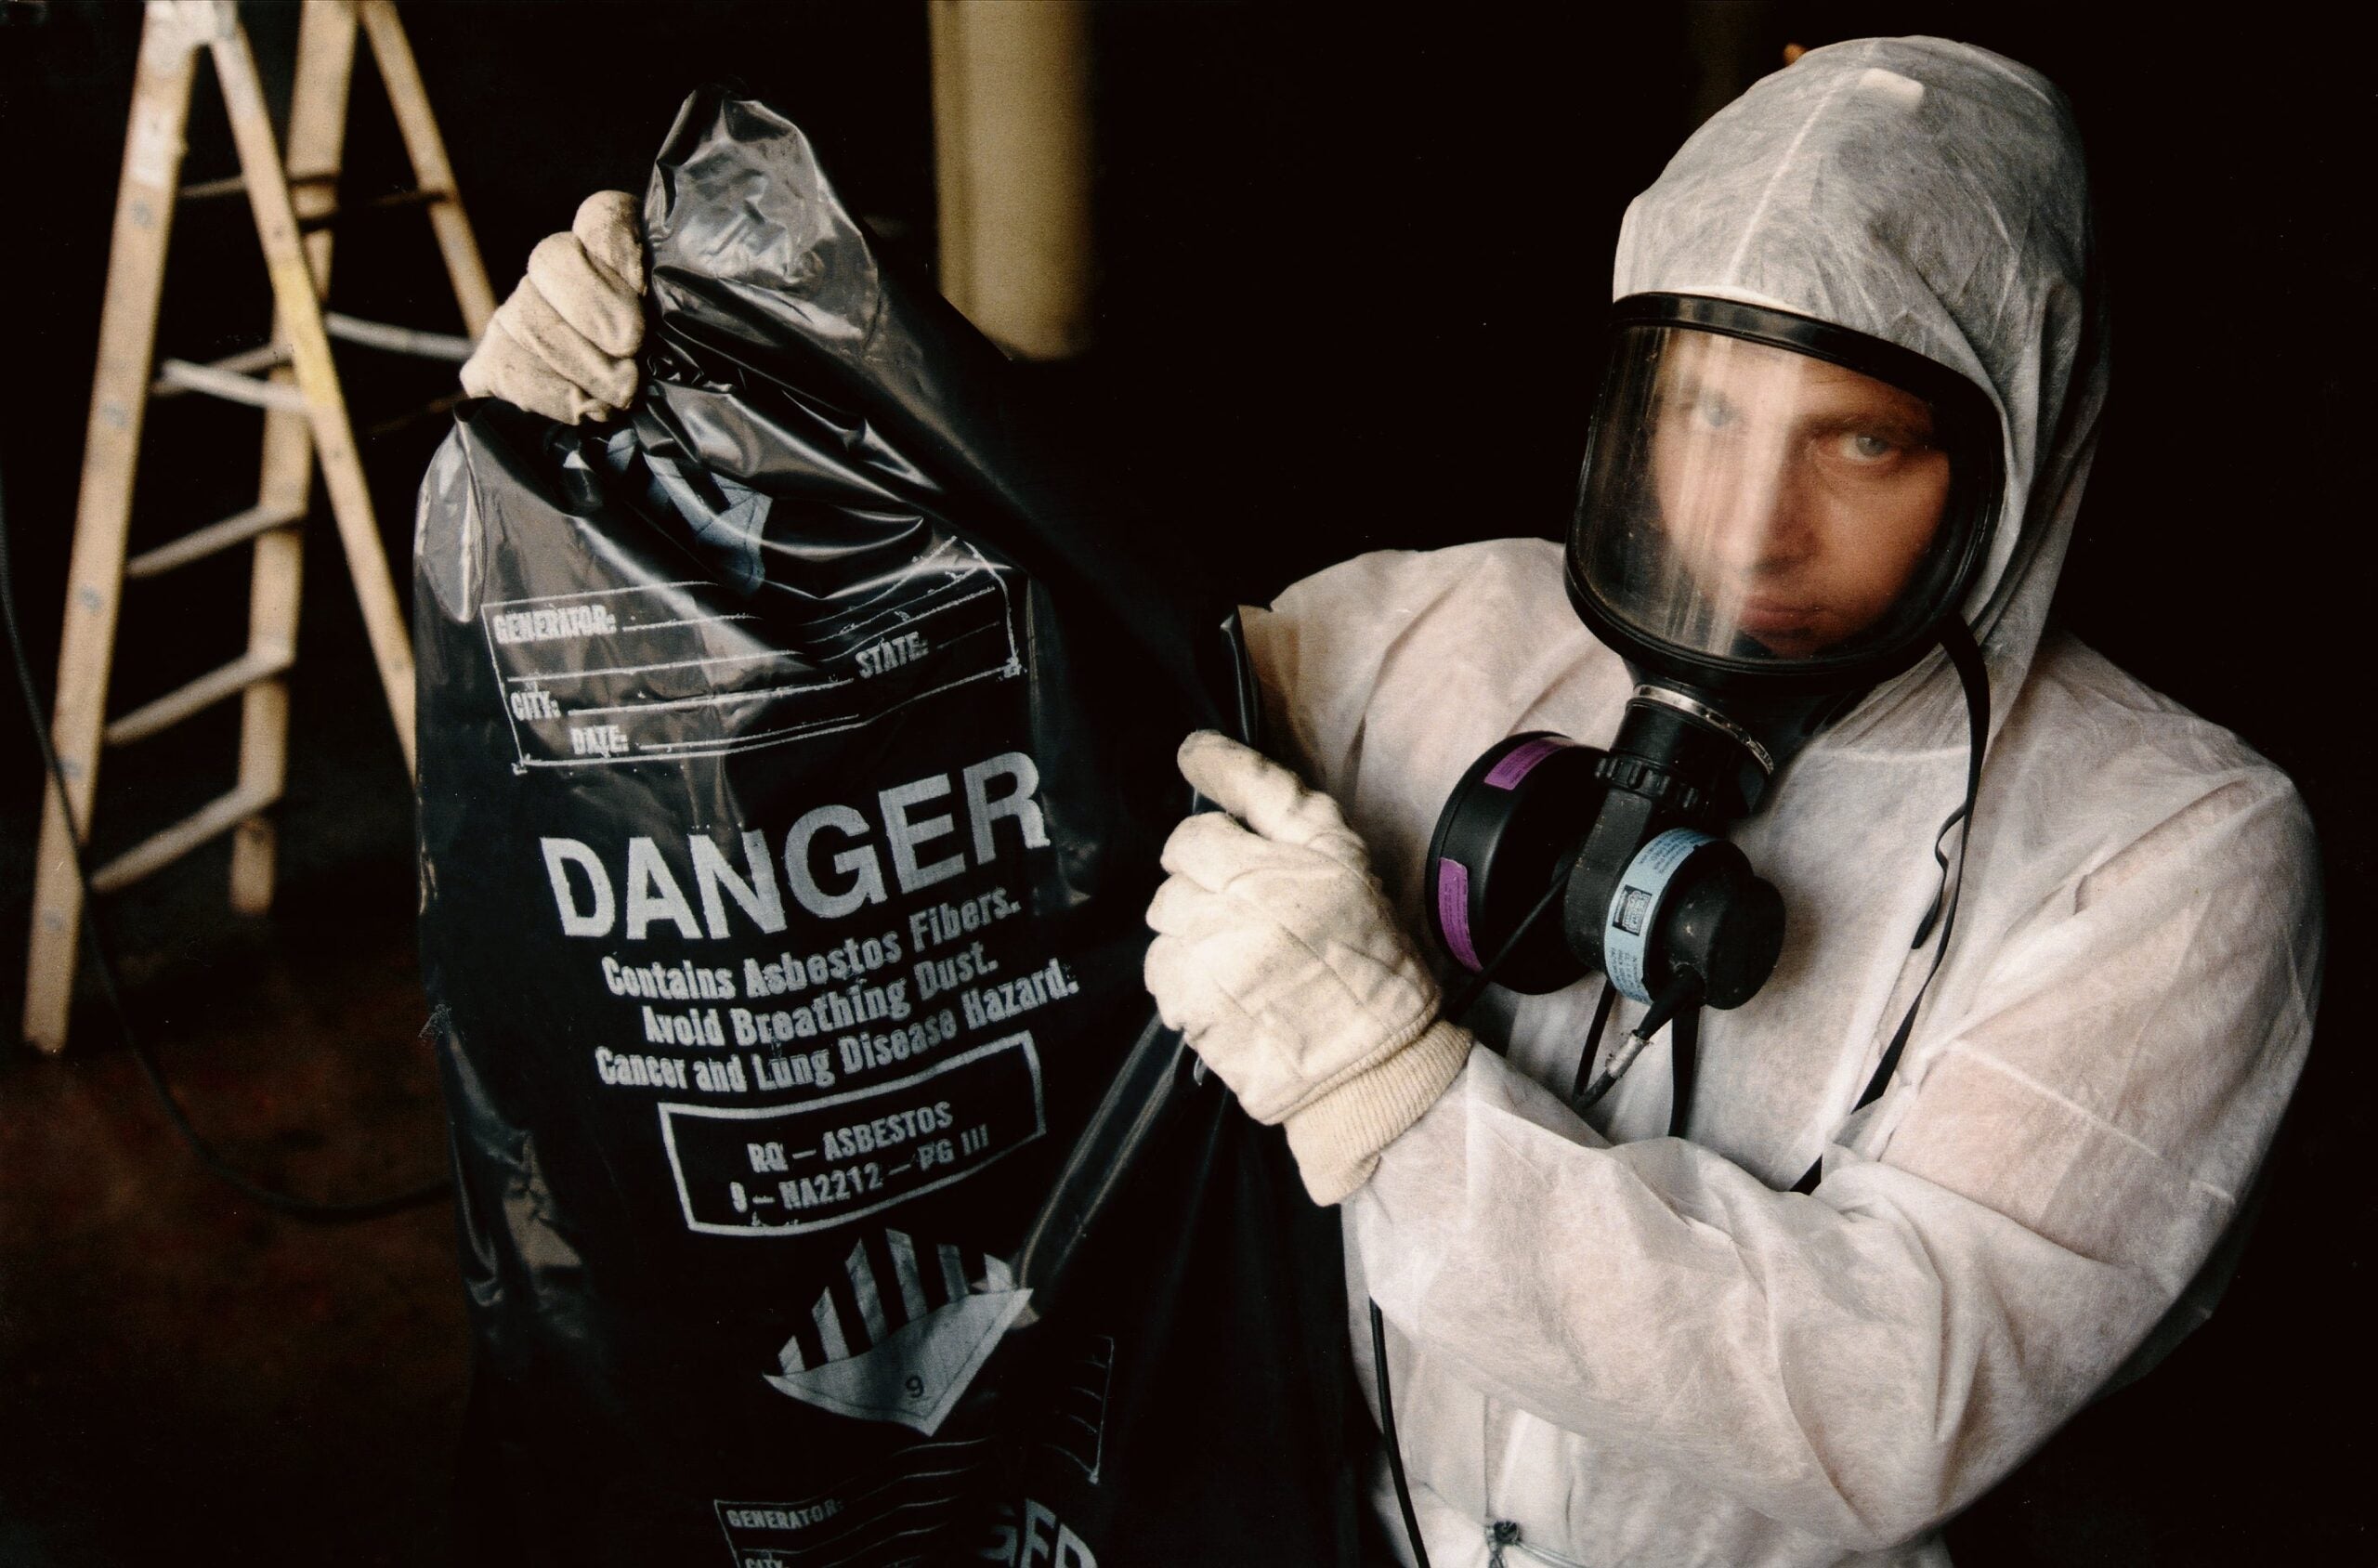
[415,89,1354,1568]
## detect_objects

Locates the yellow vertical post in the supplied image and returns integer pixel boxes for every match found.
[929,0,1096,361]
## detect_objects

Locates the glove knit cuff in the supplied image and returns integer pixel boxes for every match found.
[1284,1019,1473,1206]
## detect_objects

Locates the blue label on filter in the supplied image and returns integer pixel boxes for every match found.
[1602,829,1717,1003]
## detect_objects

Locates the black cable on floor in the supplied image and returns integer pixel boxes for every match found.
[0,451,449,1222]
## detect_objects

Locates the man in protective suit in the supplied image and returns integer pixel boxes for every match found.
[462,36,2319,1568]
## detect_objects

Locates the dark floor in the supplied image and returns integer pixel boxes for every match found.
[0,847,464,1568]
[0,434,465,1568]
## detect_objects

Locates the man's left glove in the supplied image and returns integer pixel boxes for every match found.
[1144,732,1472,1204]
[459,190,646,424]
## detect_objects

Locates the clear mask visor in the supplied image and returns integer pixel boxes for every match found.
[1570,324,1984,666]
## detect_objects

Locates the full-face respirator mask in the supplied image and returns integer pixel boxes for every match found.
[1424,294,2006,1035]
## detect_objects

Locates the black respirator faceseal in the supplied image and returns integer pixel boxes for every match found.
[1426,294,2005,1018]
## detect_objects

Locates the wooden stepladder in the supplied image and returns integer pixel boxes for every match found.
[23,0,496,1053]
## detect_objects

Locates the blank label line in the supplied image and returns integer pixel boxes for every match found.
[626,664,1010,755]
[505,646,802,685]
[620,612,759,634]
[568,674,856,719]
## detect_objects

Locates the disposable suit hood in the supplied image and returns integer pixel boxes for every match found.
[1614,35,2106,750]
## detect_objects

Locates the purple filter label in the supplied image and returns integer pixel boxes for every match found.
[1437,859,1482,971]
[1483,737,1566,790]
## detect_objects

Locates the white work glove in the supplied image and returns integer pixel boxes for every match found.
[1144,731,1472,1205]
[459,189,647,424]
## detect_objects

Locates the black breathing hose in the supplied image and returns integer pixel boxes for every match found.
[1372,1295,1434,1568]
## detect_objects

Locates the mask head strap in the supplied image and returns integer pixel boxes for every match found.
[1793,619,1990,1192]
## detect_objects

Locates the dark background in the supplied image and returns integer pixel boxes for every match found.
[0,2,2368,1562]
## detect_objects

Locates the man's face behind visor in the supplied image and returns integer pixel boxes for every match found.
[1572,316,1986,673]
[1651,334,1949,658]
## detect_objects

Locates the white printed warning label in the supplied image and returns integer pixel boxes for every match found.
[478,539,1019,770]
[657,1032,1045,1236]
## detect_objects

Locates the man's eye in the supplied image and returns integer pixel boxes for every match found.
[1693,396,1737,429]
[1835,431,1898,463]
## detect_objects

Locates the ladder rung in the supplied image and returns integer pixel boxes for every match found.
[150,342,293,399]
[365,392,465,440]
[124,503,307,580]
[323,311,475,362]
[177,169,336,202]
[176,173,249,202]
[296,186,449,231]
[104,649,294,748]
[89,783,281,896]
[152,358,309,412]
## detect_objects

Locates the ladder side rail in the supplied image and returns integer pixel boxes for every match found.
[23,7,213,1053]
[209,10,417,774]
[229,0,359,911]
[356,0,496,335]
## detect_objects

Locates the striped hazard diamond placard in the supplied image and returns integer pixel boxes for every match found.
[766,1228,1027,1435]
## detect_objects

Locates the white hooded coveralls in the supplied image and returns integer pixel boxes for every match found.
[1240,38,2320,1568]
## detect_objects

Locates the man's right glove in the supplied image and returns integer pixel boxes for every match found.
[459,190,647,424]
[1144,733,1473,1205]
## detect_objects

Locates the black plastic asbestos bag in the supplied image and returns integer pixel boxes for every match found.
[415,92,1358,1568]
